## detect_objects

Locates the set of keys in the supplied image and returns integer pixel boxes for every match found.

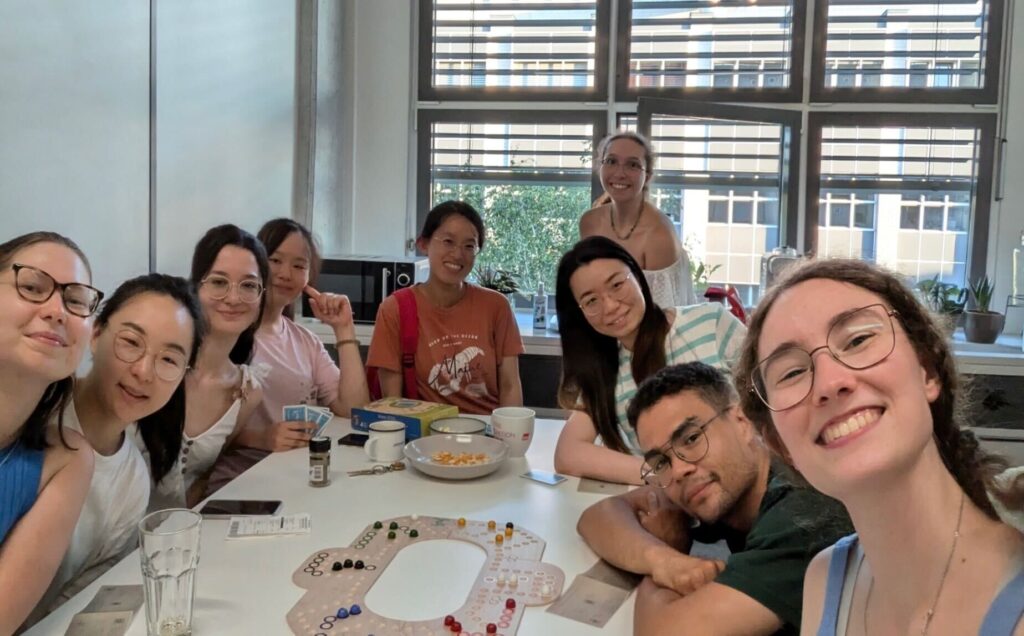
[347,461,406,477]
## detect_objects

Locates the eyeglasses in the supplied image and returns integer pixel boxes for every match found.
[751,303,898,412]
[431,236,480,256]
[600,156,646,173]
[200,276,263,304]
[578,272,634,317]
[640,406,732,488]
[5,264,104,318]
[113,329,189,382]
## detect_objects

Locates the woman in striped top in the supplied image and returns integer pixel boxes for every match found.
[553,236,745,485]
[0,232,97,633]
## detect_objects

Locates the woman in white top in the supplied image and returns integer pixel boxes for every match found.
[579,130,696,309]
[151,225,266,509]
[31,274,203,619]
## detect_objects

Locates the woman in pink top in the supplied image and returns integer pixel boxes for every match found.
[220,219,369,472]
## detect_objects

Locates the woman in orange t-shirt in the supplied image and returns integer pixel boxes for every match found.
[367,201,524,415]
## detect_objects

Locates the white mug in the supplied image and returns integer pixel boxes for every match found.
[365,420,405,462]
[490,407,535,457]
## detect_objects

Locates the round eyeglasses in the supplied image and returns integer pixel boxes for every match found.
[751,303,898,412]
[113,330,189,382]
[200,276,264,304]
[6,263,104,318]
[578,272,634,317]
[640,407,731,488]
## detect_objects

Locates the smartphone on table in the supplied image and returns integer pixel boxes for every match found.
[198,499,283,519]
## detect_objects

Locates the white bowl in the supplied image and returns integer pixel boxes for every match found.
[404,434,508,480]
[429,417,487,436]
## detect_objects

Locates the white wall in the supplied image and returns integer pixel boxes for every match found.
[0,1,150,293]
[154,0,297,275]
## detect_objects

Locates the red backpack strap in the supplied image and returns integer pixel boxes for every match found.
[394,288,419,400]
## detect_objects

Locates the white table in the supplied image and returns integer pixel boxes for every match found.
[27,419,633,635]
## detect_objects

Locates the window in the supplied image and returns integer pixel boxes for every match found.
[420,0,607,100]
[617,0,805,101]
[417,110,605,290]
[807,113,996,287]
[810,0,1004,103]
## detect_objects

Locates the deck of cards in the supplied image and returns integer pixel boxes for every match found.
[283,404,332,436]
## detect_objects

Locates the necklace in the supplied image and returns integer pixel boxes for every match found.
[609,203,644,241]
[0,439,21,473]
[862,490,966,635]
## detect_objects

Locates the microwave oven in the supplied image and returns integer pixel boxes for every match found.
[302,255,429,324]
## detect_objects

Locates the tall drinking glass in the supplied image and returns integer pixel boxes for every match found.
[138,509,201,636]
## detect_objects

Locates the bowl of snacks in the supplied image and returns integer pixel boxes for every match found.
[429,417,487,436]
[403,434,508,480]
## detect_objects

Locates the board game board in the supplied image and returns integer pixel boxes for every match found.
[288,515,565,635]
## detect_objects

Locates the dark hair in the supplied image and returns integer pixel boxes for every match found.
[0,231,92,451]
[189,224,269,364]
[734,258,1024,519]
[596,130,656,194]
[419,200,487,250]
[627,362,737,431]
[257,218,322,321]
[94,274,206,483]
[555,236,670,453]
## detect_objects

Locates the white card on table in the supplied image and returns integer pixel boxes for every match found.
[227,513,312,539]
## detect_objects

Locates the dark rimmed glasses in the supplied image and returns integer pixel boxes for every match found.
[640,406,732,488]
[113,329,189,382]
[200,275,263,304]
[751,303,899,412]
[6,263,104,318]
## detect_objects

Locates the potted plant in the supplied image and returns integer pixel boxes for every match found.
[916,275,967,331]
[475,266,521,305]
[963,276,1005,344]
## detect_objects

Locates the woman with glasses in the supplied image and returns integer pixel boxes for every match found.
[553,236,744,484]
[734,259,1024,635]
[207,218,370,489]
[0,231,97,633]
[367,200,524,414]
[148,225,267,509]
[28,274,203,620]
[579,131,696,309]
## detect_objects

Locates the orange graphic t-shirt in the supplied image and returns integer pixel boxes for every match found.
[367,284,524,415]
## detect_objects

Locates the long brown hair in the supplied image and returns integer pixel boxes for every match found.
[0,231,92,451]
[734,258,1023,518]
[257,218,322,321]
[555,236,670,452]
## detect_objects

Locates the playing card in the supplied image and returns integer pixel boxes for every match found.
[519,470,567,486]
[545,575,630,627]
[311,408,332,434]
[583,560,642,591]
[64,611,135,636]
[81,585,144,614]
[283,405,308,422]
[577,477,630,495]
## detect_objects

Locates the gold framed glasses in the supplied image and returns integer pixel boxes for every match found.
[113,329,189,382]
[640,406,732,488]
[200,275,263,304]
[578,272,634,317]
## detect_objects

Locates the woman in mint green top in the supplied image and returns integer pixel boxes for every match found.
[736,259,1024,635]
[553,236,745,485]
[0,232,97,633]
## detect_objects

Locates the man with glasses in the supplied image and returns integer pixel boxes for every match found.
[577,362,851,636]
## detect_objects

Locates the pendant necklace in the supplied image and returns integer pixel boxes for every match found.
[610,203,644,241]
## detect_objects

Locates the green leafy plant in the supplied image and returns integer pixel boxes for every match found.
[691,261,722,288]
[968,276,997,313]
[474,266,521,294]
[916,275,967,315]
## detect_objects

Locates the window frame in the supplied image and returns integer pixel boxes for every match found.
[809,0,1004,104]
[636,98,803,248]
[416,108,608,233]
[805,111,997,281]
[615,0,807,103]
[417,0,611,102]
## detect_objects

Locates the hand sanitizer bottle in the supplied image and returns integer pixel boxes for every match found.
[1013,231,1024,304]
[533,282,548,330]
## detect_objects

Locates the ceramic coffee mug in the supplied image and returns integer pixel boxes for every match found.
[365,420,406,462]
[490,407,535,457]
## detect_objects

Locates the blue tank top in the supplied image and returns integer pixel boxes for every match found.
[0,440,44,543]
[818,534,1024,636]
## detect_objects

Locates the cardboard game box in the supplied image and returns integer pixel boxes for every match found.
[350,398,459,441]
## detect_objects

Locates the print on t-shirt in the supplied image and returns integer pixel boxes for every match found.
[426,333,492,400]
